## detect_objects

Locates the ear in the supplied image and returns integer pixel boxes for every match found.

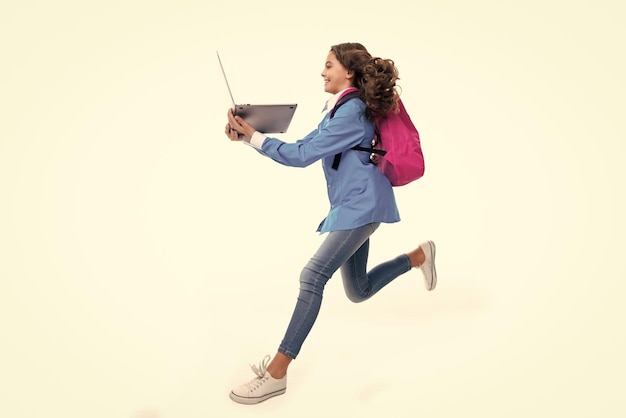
[346,70,354,80]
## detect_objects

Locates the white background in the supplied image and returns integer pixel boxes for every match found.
[1,1,624,417]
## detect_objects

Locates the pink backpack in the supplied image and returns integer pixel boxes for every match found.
[330,88,425,186]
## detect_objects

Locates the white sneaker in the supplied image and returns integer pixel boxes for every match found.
[229,355,287,405]
[419,241,437,291]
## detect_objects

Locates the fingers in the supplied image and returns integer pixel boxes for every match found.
[225,123,238,141]
[227,108,253,132]
[225,110,241,130]
[225,121,246,142]
[226,108,253,141]
[228,113,245,131]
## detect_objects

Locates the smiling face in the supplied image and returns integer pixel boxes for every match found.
[321,51,354,94]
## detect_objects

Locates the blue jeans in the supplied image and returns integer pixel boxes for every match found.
[278,222,412,359]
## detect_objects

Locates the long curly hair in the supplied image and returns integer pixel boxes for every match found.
[330,42,400,118]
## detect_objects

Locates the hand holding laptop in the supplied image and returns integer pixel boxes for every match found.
[226,108,255,141]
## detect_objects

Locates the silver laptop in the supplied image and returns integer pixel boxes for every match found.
[217,51,297,134]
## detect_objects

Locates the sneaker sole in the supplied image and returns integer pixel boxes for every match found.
[426,241,437,291]
[229,388,286,405]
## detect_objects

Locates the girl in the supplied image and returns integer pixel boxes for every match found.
[224,42,437,404]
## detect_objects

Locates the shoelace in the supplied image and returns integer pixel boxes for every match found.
[243,355,272,391]
[250,355,271,378]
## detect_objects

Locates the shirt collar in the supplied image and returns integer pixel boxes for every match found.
[322,88,355,113]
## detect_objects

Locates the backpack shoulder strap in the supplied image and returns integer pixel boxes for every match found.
[329,90,360,119]
[328,90,386,170]
[329,90,361,169]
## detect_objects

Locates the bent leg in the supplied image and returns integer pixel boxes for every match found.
[340,239,412,303]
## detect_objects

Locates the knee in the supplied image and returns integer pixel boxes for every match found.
[299,266,328,294]
[344,289,368,304]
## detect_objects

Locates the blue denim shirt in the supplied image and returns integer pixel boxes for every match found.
[248,97,400,233]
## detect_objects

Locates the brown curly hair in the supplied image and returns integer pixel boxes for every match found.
[330,42,400,118]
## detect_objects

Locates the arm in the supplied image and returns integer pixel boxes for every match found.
[242,100,368,167]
